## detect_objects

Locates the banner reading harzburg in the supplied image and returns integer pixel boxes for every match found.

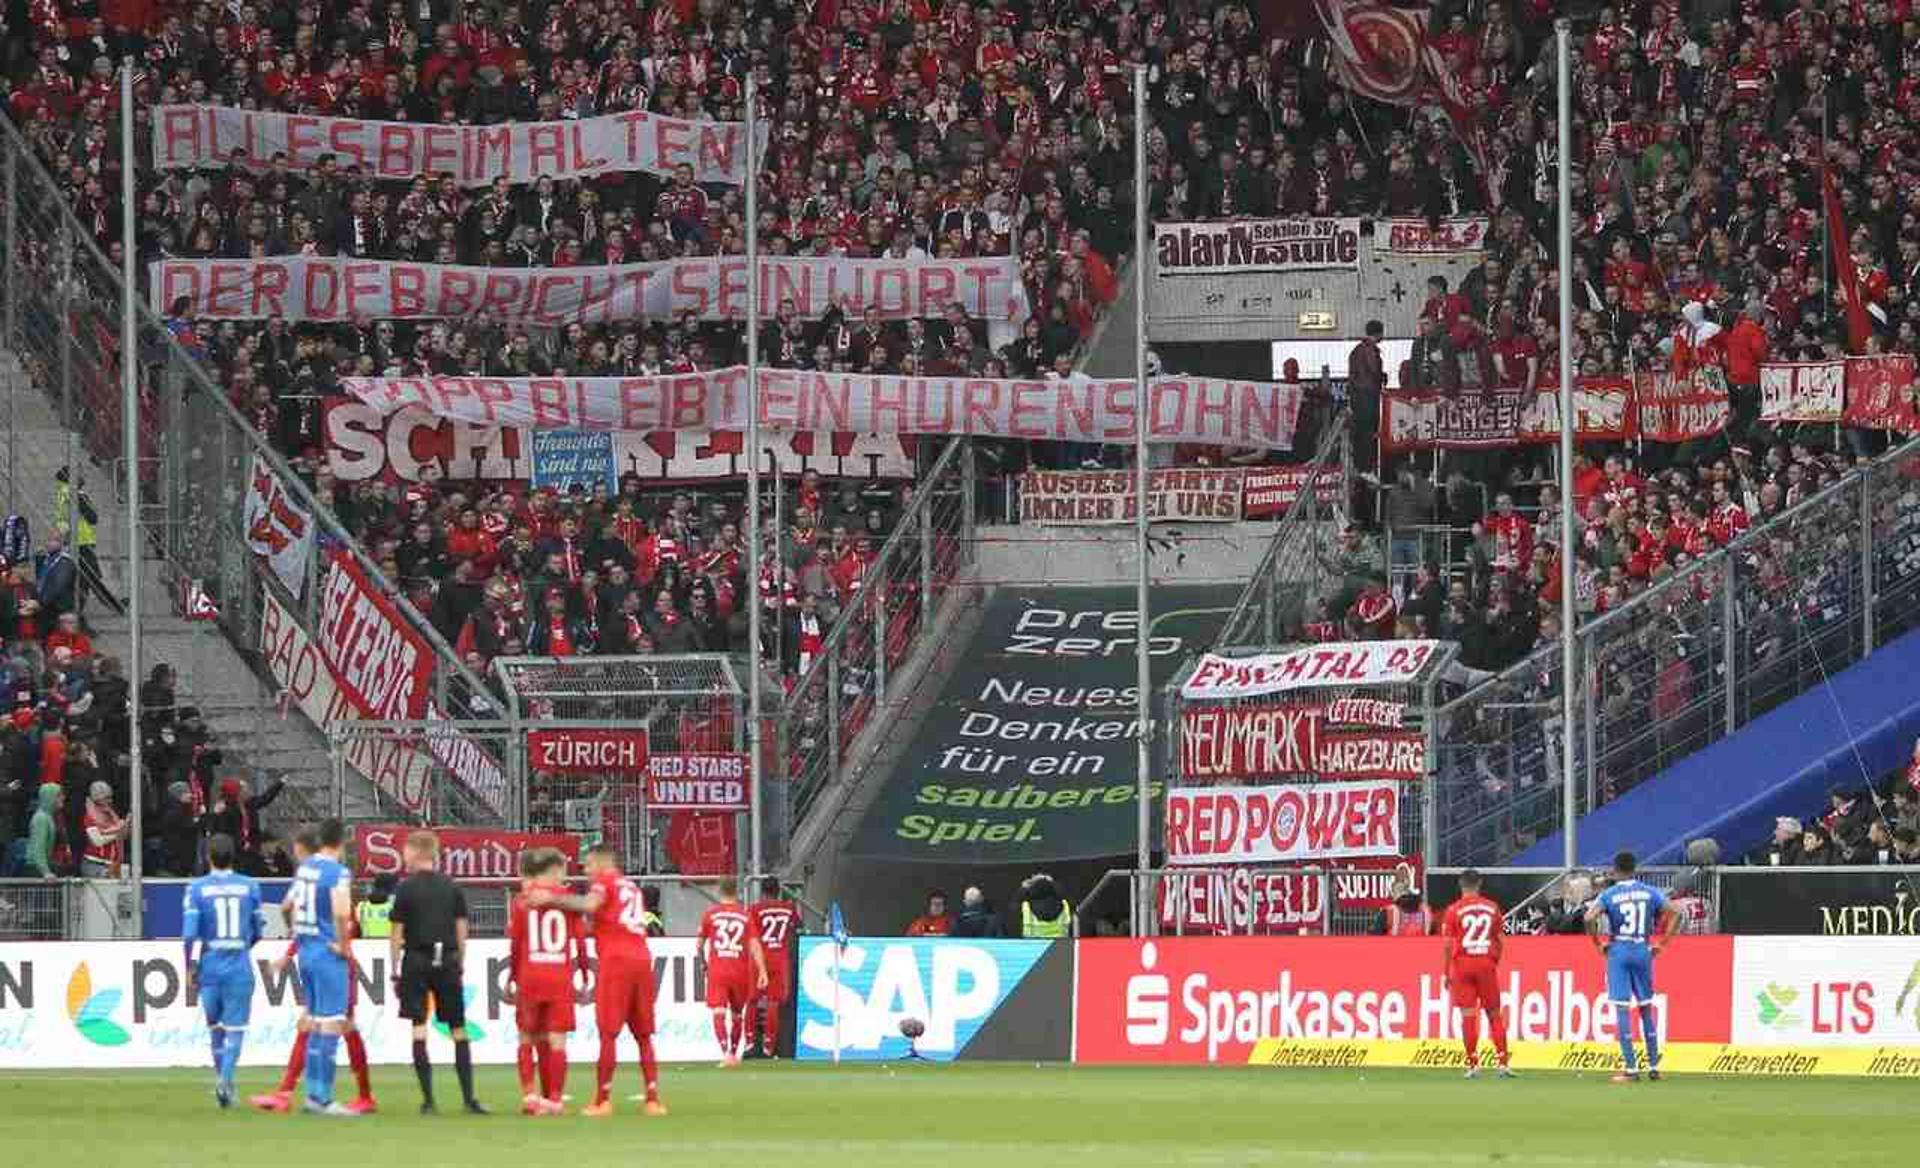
[152,104,762,185]
[339,370,1304,449]
[150,254,1030,324]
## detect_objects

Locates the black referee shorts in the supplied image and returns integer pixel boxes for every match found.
[397,952,466,1029]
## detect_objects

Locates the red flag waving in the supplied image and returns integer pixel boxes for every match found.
[1822,165,1873,354]
[1312,0,1489,177]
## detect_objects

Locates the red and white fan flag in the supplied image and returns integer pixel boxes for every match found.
[1313,0,1490,177]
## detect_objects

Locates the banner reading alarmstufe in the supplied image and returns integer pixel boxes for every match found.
[339,369,1303,449]
[152,105,763,186]
[149,254,1029,324]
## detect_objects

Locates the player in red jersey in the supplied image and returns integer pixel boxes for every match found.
[509,849,587,1115]
[533,844,668,1117]
[249,828,378,1114]
[1440,869,1515,1079]
[747,877,801,1059]
[697,879,769,1066]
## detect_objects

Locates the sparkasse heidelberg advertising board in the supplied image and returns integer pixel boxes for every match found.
[0,940,720,1068]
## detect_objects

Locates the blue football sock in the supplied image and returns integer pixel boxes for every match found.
[1614,1005,1637,1072]
[209,1026,225,1073]
[219,1031,245,1086]
[306,1033,334,1104]
[1639,1004,1661,1070]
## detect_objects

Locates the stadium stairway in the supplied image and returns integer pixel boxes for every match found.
[1512,625,1920,866]
[0,348,352,824]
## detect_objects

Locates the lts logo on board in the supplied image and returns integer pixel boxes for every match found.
[793,938,1048,1062]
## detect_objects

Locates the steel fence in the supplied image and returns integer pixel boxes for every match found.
[1433,437,1920,866]
[0,108,491,829]
[493,656,746,874]
[1215,414,1353,649]
[783,436,975,830]
[1076,866,1420,937]
[0,879,74,939]
[326,720,518,830]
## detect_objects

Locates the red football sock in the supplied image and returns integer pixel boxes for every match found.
[729,1009,746,1057]
[1461,1011,1481,1068]
[543,1045,568,1102]
[637,1036,660,1101]
[762,1003,781,1054]
[595,1037,618,1105]
[518,1042,537,1096]
[345,1030,372,1099]
[280,1029,310,1093]
[711,1009,732,1054]
[1487,1010,1510,1063]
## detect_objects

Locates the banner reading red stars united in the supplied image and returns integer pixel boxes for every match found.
[151,105,764,186]
[148,254,1030,325]
[338,369,1304,449]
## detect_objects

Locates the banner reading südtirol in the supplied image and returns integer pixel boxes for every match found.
[846,585,1238,863]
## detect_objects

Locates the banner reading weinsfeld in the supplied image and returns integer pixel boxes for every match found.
[152,104,763,186]
[151,254,1028,325]
[1179,705,1425,781]
[1163,781,1402,866]
[352,824,581,880]
[338,369,1302,449]
[317,552,433,721]
[1181,641,1441,701]
[528,727,648,773]
[1381,381,1632,451]
[1018,468,1245,525]
[0,940,721,1068]
[1153,217,1362,276]
[1156,856,1424,936]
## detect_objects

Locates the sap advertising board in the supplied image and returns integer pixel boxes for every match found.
[793,937,1071,1062]
[847,585,1238,863]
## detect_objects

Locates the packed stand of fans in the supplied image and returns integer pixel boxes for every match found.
[1751,736,1920,866]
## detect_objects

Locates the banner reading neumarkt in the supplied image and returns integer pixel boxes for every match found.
[150,254,1029,324]
[845,585,1238,863]
[153,105,763,186]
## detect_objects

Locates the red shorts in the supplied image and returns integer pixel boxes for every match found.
[517,993,577,1036]
[1450,962,1501,1011]
[595,962,656,1039]
[706,970,751,1010]
[757,971,790,1006]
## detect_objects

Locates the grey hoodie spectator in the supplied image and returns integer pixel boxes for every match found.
[951,887,999,938]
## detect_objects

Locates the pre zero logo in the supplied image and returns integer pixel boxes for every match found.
[66,963,130,1047]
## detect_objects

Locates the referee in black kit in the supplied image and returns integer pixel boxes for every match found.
[389,830,487,1114]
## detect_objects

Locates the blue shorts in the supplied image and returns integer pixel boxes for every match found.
[198,962,255,1030]
[298,946,350,1023]
[1607,948,1655,1007]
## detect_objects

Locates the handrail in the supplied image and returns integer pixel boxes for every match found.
[1215,408,1352,649]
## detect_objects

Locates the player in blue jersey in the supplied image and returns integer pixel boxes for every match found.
[287,818,361,1117]
[183,834,265,1109]
[1586,852,1679,1083]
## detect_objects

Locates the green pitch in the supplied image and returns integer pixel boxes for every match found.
[3,1063,1907,1167]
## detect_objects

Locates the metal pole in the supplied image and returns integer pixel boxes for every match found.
[1722,552,1738,735]
[744,73,764,883]
[121,61,144,937]
[1555,22,1577,870]
[60,224,75,500]
[4,143,16,516]
[1860,474,1875,656]
[1131,65,1154,935]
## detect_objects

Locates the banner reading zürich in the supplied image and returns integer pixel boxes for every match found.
[845,585,1238,862]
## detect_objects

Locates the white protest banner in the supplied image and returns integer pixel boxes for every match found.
[242,454,314,599]
[1376,217,1490,255]
[614,429,915,481]
[149,254,1029,325]
[1163,781,1403,866]
[152,104,762,186]
[1017,468,1245,525]
[1154,217,1362,275]
[1759,361,1846,423]
[322,400,530,484]
[259,590,433,812]
[317,552,433,721]
[646,753,751,812]
[1180,641,1442,700]
[0,939,721,1068]
[339,369,1303,450]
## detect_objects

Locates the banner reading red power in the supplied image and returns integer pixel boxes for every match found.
[527,728,649,773]
[1179,706,1424,780]
[317,552,432,721]
[353,824,582,881]
[1164,781,1402,865]
[1071,936,1734,1064]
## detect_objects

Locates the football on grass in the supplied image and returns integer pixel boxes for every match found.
[899,1017,926,1039]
